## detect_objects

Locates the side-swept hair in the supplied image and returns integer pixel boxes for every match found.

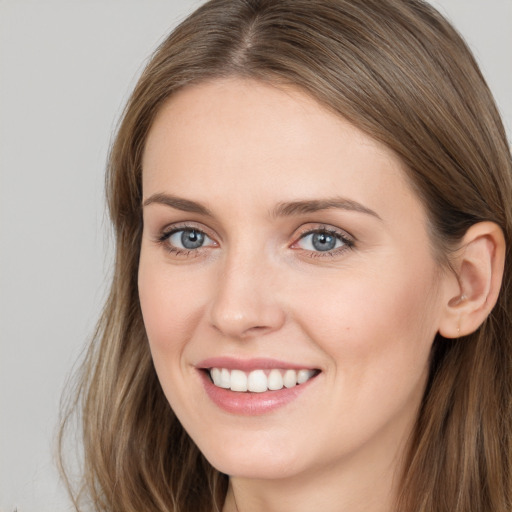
[59,1,512,511]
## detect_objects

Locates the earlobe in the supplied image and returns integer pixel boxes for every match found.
[438,222,505,339]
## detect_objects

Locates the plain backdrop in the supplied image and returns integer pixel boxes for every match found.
[0,1,510,511]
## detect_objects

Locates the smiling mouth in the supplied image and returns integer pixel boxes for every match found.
[207,367,320,393]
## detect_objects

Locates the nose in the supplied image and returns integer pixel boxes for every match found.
[208,252,286,339]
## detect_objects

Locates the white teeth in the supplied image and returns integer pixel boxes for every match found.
[297,369,315,384]
[211,367,221,386]
[247,370,268,393]
[230,369,247,391]
[208,367,317,392]
[283,369,297,388]
[219,368,230,389]
[267,369,284,390]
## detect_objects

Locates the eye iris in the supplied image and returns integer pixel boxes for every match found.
[181,230,204,249]
[312,232,336,251]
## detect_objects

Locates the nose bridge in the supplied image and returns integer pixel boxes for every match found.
[209,240,285,338]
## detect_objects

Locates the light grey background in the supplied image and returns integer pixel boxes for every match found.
[0,1,510,511]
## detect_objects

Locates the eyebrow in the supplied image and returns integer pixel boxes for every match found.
[143,193,381,220]
[143,193,213,216]
[271,197,382,220]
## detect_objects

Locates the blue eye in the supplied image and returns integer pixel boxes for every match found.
[295,230,349,253]
[166,228,214,250]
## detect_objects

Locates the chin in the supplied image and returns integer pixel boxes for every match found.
[198,436,305,480]
[210,455,302,480]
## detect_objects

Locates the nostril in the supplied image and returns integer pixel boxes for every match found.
[245,325,272,334]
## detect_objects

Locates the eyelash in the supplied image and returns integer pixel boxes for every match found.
[155,224,355,259]
[292,226,355,259]
[157,223,214,258]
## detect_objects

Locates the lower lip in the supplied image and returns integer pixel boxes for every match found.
[199,370,318,415]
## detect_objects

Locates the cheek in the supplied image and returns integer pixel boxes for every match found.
[291,260,441,388]
[138,254,206,357]
[286,265,441,455]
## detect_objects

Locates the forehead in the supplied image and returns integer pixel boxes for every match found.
[142,77,423,229]
[143,77,394,164]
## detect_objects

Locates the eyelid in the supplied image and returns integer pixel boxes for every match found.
[158,221,216,241]
[155,222,219,256]
[290,224,355,257]
[168,229,216,248]
[152,221,355,259]
[292,223,355,242]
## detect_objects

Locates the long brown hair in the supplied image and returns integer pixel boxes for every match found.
[59,1,512,510]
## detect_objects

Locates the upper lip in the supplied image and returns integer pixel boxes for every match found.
[196,357,319,372]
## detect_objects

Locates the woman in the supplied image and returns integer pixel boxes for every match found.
[59,0,512,511]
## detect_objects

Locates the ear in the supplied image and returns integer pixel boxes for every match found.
[438,221,506,338]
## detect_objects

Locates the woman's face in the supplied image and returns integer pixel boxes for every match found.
[139,78,452,482]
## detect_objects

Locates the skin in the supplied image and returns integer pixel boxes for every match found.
[138,78,459,512]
